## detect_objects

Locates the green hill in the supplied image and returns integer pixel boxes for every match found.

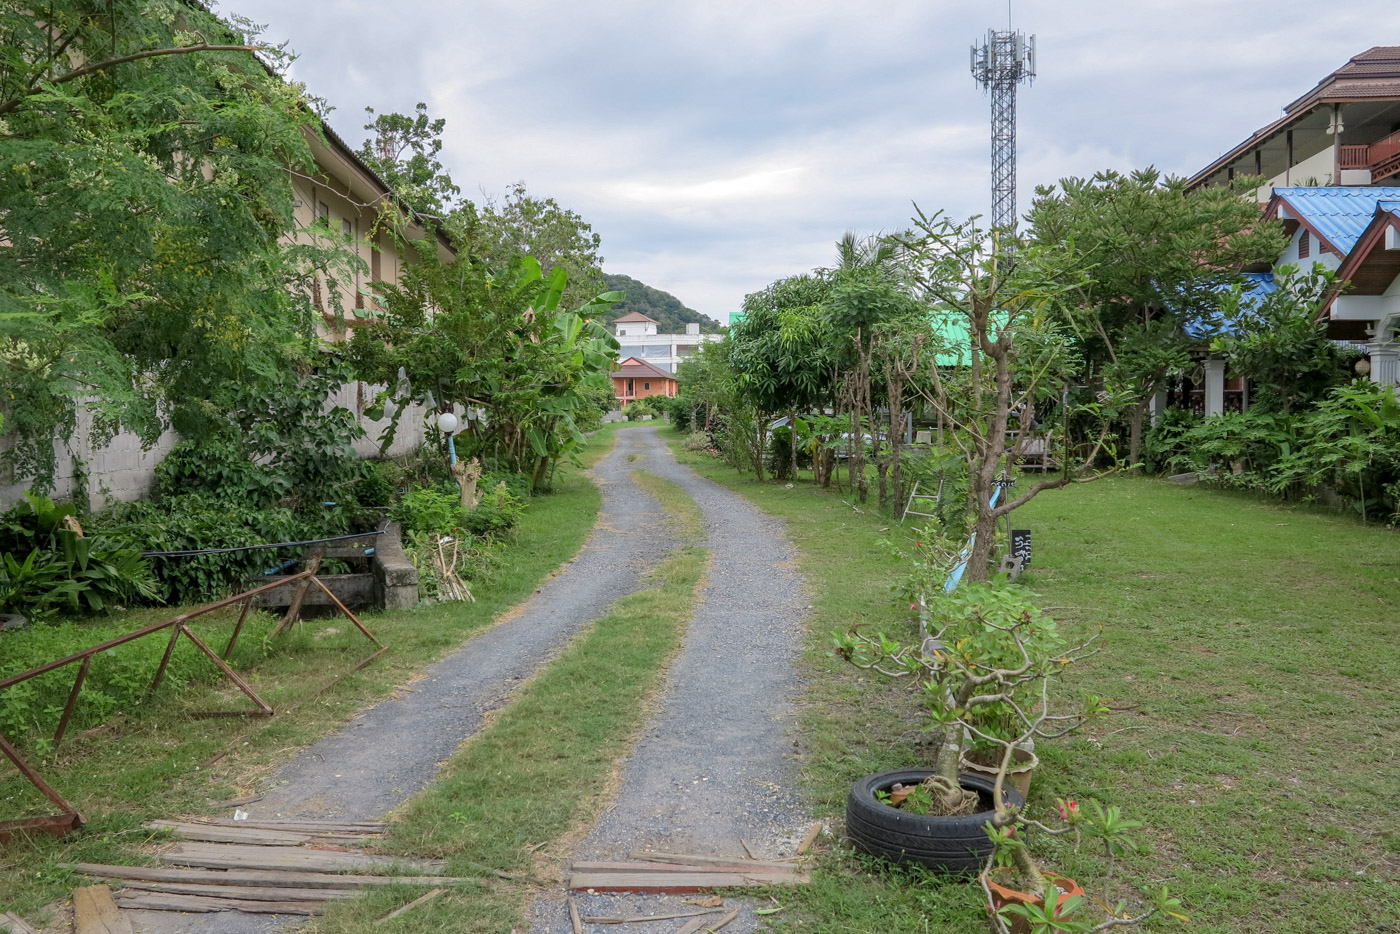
[601,273,724,334]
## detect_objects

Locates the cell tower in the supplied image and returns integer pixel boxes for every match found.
[970,28,1036,234]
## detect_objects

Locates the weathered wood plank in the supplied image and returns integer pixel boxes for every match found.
[63,862,464,890]
[626,852,799,869]
[1,912,42,934]
[199,819,385,834]
[579,862,800,879]
[568,869,809,894]
[157,842,444,875]
[146,820,376,847]
[112,891,324,915]
[120,881,355,902]
[72,885,134,934]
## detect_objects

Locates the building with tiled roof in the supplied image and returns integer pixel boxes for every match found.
[611,357,680,405]
[610,312,723,376]
[1190,47,1400,192]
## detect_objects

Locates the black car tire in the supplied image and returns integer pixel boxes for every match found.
[845,769,1023,874]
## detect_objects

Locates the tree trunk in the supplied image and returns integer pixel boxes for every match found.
[789,408,799,481]
[1127,400,1146,469]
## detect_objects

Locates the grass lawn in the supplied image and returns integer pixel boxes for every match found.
[664,427,1400,934]
[0,429,618,920]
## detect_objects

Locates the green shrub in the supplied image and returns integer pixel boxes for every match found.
[462,482,525,536]
[390,486,466,536]
[622,399,657,421]
[683,431,711,452]
[0,492,157,617]
[1142,407,1201,475]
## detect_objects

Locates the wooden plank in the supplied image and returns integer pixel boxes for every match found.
[64,863,463,890]
[119,881,356,902]
[1,913,41,934]
[72,885,134,934]
[112,891,324,915]
[620,854,800,871]
[199,819,385,834]
[373,888,444,925]
[157,842,444,875]
[674,912,724,934]
[569,869,808,894]
[146,820,375,847]
[576,862,800,879]
[581,908,720,924]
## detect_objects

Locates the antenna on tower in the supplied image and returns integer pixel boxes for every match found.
[970,24,1036,236]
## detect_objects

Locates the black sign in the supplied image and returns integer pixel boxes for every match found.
[1010,529,1032,567]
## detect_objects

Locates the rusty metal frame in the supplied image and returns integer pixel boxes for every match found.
[0,568,384,843]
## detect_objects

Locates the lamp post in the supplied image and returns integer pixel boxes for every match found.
[437,411,460,466]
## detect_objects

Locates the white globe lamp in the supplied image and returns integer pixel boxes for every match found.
[436,411,459,434]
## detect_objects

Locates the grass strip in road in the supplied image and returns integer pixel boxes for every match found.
[0,433,615,920]
[308,470,708,934]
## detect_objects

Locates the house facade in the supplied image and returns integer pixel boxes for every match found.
[1190,47,1400,196]
[611,312,723,374]
[611,358,680,406]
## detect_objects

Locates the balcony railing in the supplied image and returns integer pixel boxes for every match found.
[1339,129,1400,180]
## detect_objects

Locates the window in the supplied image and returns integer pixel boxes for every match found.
[1299,229,1310,258]
[342,218,353,239]
[317,201,330,226]
[641,344,670,357]
[627,378,634,395]
[643,381,651,390]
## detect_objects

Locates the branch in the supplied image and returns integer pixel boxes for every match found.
[0,43,263,117]
[1088,908,1159,931]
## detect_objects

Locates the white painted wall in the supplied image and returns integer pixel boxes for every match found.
[1278,227,1343,271]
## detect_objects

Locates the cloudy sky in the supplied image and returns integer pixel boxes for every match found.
[223,1,1400,324]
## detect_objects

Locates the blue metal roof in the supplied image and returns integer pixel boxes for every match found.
[1185,272,1277,339]
[1273,186,1400,254]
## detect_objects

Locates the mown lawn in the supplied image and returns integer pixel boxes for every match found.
[666,429,1400,934]
[0,430,617,920]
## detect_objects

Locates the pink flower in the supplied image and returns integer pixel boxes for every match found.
[910,602,918,611]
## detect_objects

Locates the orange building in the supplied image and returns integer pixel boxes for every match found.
[611,357,679,406]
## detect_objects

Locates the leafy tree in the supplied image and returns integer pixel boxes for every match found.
[899,210,1123,582]
[600,273,722,333]
[356,102,463,223]
[0,1,343,485]
[1026,169,1288,465]
[1213,265,1349,415]
[474,183,605,312]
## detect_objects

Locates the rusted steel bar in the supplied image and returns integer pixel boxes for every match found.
[0,812,82,844]
[222,596,253,660]
[53,656,92,747]
[311,577,382,647]
[148,620,185,695]
[0,571,314,693]
[272,557,322,639]
[0,731,82,821]
[177,625,273,716]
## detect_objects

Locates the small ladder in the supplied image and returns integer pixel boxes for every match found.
[901,478,943,522]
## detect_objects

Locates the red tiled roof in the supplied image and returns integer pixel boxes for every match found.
[610,357,676,381]
[613,311,658,323]
[1285,46,1400,112]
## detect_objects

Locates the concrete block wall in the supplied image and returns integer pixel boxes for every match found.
[1,382,429,513]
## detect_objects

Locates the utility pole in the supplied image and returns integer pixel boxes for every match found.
[970,27,1036,234]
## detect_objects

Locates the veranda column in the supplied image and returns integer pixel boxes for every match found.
[1368,342,1399,387]
[1149,387,1168,426]
[1203,357,1227,417]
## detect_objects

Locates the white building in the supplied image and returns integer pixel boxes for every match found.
[611,312,723,374]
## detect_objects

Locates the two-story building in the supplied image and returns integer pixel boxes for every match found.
[611,312,723,374]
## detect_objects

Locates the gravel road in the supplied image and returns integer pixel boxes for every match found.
[530,427,811,934]
[125,427,676,934]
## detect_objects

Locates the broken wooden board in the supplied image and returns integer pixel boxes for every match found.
[568,868,809,894]
[112,891,324,916]
[615,855,799,872]
[64,862,462,890]
[198,818,386,834]
[156,842,444,875]
[72,885,134,934]
[1,912,41,934]
[145,820,375,847]
[119,881,358,902]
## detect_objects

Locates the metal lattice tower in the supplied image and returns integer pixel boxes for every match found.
[970,29,1036,234]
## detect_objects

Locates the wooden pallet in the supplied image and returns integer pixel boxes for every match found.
[66,819,452,918]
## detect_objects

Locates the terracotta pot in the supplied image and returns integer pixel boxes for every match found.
[983,870,1084,934]
[960,745,1039,799]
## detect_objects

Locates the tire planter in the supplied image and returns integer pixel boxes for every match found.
[846,769,1024,875]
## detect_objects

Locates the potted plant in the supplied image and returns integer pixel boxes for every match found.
[834,579,1102,873]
